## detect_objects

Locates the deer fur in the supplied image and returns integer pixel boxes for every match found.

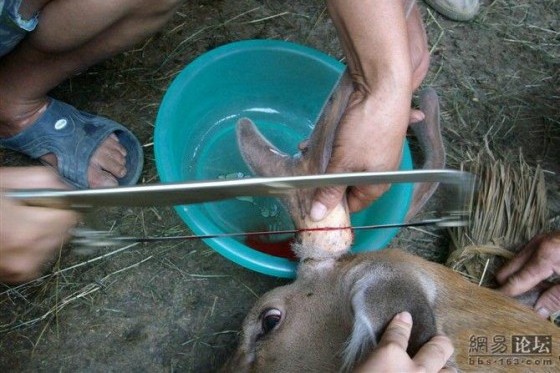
[223,249,560,372]
[225,69,560,372]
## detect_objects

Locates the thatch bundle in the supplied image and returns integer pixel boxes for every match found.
[446,150,549,286]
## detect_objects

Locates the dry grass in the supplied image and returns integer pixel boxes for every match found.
[446,150,549,286]
[437,0,559,287]
[1,0,559,371]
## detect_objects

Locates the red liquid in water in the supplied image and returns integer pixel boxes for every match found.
[245,234,297,260]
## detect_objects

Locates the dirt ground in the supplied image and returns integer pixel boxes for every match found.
[1,0,559,371]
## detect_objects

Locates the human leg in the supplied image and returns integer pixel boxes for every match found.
[0,0,182,187]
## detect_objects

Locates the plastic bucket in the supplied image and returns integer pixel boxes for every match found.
[154,39,413,278]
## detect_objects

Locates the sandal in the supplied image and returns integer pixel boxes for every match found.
[0,98,144,188]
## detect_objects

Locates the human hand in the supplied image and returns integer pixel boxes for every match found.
[309,89,410,221]
[496,232,560,319]
[311,0,429,221]
[354,311,455,373]
[0,166,80,283]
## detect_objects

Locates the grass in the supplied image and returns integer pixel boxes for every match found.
[446,150,549,286]
[1,0,559,370]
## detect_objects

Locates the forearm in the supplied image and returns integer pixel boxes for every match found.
[326,0,413,119]
[312,0,427,217]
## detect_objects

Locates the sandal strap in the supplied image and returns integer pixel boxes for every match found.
[0,99,143,188]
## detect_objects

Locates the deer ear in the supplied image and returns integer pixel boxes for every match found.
[236,118,293,177]
[342,267,438,371]
[406,87,446,220]
[302,71,353,174]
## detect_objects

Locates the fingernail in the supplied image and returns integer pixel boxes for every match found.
[310,201,327,222]
[536,307,550,319]
[396,311,412,325]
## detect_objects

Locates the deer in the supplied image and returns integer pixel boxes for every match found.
[222,70,560,372]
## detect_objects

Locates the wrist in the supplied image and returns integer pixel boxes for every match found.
[348,60,413,112]
[360,85,412,133]
[360,63,413,97]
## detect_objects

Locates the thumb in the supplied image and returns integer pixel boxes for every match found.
[409,109,425,124]
[534,285,560,319]
[310,185,346,222]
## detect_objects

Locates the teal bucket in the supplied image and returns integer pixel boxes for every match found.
[154,39,413,278]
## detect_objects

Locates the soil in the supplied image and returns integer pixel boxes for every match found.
[1,0,559,371]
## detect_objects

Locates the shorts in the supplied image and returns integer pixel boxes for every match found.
[0,0,39,57]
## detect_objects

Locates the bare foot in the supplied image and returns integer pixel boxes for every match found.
[0,99,129,188]
[41,133,127,187]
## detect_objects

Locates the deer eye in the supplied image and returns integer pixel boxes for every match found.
[261,308,282,335]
